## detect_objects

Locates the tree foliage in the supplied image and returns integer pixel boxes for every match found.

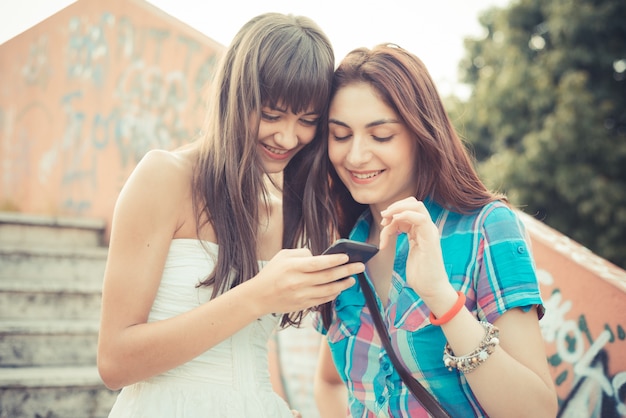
[453,0,626,268]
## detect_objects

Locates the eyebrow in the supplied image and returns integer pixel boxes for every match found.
[329,118,400,128]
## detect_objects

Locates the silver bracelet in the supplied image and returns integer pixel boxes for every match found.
[443,321,500,374]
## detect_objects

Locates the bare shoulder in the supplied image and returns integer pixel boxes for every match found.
[132,148,194,183]
[124,146,198,199]
[111,146,198,239]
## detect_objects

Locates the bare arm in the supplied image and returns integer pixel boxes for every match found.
[97,150,362,390]
[379,197,558,418]
[439,306,557,418]
[314,337,348,418]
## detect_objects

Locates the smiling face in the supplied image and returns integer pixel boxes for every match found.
[328,82,418,213]
[257,103,320,173]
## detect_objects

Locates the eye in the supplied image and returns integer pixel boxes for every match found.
[261,112,280,122]
[371,127,395,142]
[330,126,352,141]
[372,134,393,142]
[300,117,319,127]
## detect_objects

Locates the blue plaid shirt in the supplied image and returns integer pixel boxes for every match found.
[314,200,544,417]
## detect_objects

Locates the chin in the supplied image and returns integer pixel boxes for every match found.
[262,160,290,174]
[349,192,376,206]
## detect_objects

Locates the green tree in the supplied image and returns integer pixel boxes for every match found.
[454,0,626,268]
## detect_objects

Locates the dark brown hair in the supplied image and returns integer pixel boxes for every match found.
[317,44,506,329]
[192,13,335,326]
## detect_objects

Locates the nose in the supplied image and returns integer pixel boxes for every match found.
[345,136,371,166]
[273,121,298,150]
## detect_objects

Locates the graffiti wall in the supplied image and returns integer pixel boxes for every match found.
[0,0,223,236]
[520,212,626,417]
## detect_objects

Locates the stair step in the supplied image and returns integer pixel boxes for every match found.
[0,211,105,248]
[0,365,103,387]
[0,366,118,418]
[0,319,100,334]
[0,279,102,319]
[0,243,108,282]
[0,213,116,416]
[0,242,109,258]
[0,320,99,367]
[0,277,102,293]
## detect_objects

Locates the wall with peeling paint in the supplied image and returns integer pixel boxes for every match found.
[1,0,625,416]
[520,212,626,417]
[0,0,223,238]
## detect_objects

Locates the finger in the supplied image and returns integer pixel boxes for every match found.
[283,276,355,312]
[298,253,350,273]
[380,210,433,249]
[380,197,422,227]
[379,223,396,250]
[381,200,433,225]
[387,211,430,228]
[311,276,356,304]
[308,261,363,287]
[380,196,420,216]
[334,275,357,290]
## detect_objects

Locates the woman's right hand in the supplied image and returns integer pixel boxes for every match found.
[251,248,362,315]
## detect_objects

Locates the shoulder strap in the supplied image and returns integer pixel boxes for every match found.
[357,273,451,418]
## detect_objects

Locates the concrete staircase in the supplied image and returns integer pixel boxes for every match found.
[0,212,118,418]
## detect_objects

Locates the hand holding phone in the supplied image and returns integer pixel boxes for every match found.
[322,239,379,264]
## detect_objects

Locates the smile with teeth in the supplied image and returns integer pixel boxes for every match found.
[263,144,289,155]
[351,170,383,179]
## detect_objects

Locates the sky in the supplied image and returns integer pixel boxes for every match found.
[0,0,512,98]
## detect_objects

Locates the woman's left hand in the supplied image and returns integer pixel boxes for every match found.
[379,197,450,298]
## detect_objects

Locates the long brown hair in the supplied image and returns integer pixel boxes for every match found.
[192,13,335,326]
[318,44,506,329]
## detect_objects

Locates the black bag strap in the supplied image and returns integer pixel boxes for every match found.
[357,272,452,418]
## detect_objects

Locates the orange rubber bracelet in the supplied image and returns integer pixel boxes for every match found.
[429,291,466,326]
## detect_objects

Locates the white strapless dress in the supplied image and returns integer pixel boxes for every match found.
[108,239,293,418]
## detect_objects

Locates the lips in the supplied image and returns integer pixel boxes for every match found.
[261,143,291,160]
[351,170,383,180]
[346,169,384,185]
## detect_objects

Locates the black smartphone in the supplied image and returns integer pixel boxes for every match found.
[322,239,379,264]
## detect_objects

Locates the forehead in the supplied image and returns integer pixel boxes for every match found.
[330,84,396,123]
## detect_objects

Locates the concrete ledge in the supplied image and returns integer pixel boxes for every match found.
[0,243,109,258]
[0,277,103,293]
[0,366,104,388]
[0,319,99,335]
[0,212,106,230]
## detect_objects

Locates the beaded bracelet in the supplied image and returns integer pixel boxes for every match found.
[443,321,500,374]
